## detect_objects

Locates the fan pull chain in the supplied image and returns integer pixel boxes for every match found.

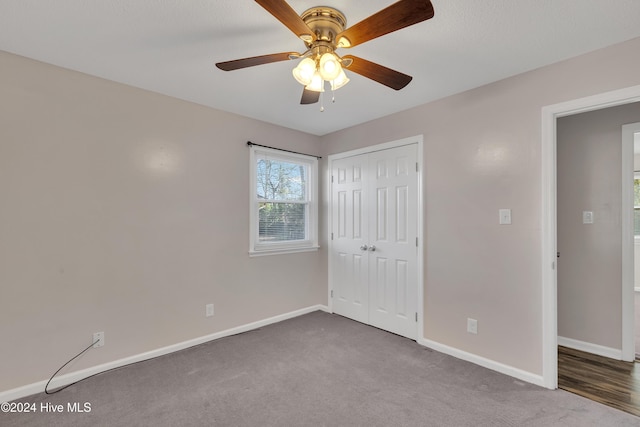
[331,87,336,103]
[320,91,324,112]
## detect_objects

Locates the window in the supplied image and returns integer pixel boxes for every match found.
[249,146,318,255]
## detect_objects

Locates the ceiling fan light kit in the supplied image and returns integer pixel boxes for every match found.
[292,57,316,85]
[216,0,435,108]
[306,71,325,93]
[330,69,350,91]
[291,50,348,93]
[319,52,341,81]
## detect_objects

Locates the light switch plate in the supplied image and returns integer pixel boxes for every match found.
[499,209,512,225]
[467,318,478,334]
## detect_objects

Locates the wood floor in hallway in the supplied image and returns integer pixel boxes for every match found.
[558,346,640,417]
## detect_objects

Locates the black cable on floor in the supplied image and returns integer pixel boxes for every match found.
[44,339,99,395]
[43,327,262,395]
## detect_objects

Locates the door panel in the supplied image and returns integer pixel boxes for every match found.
[367,145,418,338]
[396,186,408,243]
[376,188,387,240]
[332,154,369,323]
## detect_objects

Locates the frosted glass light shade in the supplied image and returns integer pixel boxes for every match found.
[292,58,316,86]
[330,69,350,90]
[319,53,342,81]
[305,71,324,92]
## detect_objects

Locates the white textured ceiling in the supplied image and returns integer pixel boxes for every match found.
[1,0,640,136]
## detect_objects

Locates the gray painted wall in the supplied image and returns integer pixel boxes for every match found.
[0,51,326,392]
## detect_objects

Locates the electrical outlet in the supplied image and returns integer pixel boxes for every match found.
[206,303,214,317]
[93,332,104,348]
[467,318,478,335]
[499,209,512,225]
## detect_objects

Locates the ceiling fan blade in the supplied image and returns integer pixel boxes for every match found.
[342,55,412,90]
[215,52,296,71]
[300,88,320,105]
[255,0,315,42]
[336,0,434,48]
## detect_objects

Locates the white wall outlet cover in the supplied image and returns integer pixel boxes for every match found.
[499,209,512,225]
[582,211,594,224]
[206,304,214,317]
[92,332,104,348]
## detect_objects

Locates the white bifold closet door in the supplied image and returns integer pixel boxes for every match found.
[331,144,418,339]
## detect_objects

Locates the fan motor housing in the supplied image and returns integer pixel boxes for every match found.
[301,7,347,47]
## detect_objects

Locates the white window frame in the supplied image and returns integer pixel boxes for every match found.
[634,172,640,240]
[249,146,319,256]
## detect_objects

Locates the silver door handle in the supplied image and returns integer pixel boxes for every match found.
[360,245,368,251]
[368,245,376,252]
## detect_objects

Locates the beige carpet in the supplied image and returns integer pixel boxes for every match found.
[2,311,638,426]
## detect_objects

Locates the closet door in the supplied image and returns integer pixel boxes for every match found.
[367,144,418,339]
[331,153,369,324]
[331,144,418,339]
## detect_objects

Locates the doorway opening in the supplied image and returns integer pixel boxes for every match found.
[542,85,640,389]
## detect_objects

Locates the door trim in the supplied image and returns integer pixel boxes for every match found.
[622,122,640,361]
[541,84,640,389]
[328,135,424,341]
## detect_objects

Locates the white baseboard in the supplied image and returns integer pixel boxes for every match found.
[557,336,622,360]
[417,338,546,388]
[0,304,329,403]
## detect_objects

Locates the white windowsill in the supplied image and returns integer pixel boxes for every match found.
[249,246,320,257]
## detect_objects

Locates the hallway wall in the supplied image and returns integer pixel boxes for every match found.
[557,102,640,351]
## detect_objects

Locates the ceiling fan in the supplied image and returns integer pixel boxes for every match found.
[215,0,435,106]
